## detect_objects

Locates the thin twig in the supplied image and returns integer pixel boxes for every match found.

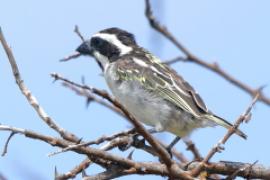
[48,128,135,157]
[191,93,259,176]
[0,27,79,142]
[0,124,192,179]
[59,25,85,62]
[56,159,91,180]
[61,81,124,117]
[144,0,270,106]
[225,160,258,180]
[1,123,269,179]
[74,25,85,42]
[184,139,202,161]
[50,73,176,169]
[163,56,188,65]
[56,136,134,179]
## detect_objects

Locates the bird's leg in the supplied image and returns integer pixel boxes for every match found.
[131,128,159,148]
[147,128,161,134]
[166,136,181,157]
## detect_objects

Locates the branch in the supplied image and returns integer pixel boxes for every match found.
[144,0,270,106]
[56,159,91,180]
[0,124,192,179]
[1,123,269,179]
[49,128,135,157]
[191,93,259,176]
[0,27,79,142]
[51,73,188,176]
[61,81,124,117]
[187,161,270,179]
[184,139,202,161]
[50,73,194,179]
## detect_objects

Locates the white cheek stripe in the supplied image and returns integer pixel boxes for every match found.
[93,33,132,55]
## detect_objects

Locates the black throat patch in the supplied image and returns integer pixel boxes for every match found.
[91,37,120,61]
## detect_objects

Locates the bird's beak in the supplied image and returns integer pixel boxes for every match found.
[76,40,93,56]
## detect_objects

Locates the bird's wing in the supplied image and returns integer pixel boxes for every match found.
[115,54,208,117]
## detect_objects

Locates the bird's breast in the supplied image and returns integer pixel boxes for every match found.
[104,64,205,137]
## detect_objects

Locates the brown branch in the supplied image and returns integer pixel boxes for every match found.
[61,81,124,117]
[0,27,79,142]
[225,160,258,180]
[50,73,187,176]
[184,139,202,161]
[59,76,190,164]
[0,124,192,179]
[49,128,135,157]
[56,135,134,179]
[56,76,189,164]
[191,93,259,176]
[1,123,269,179]
[56,158,91,180]
[144,0,270,106]
[187,161,270,179]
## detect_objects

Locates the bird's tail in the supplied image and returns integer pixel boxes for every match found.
[206,114,247,139]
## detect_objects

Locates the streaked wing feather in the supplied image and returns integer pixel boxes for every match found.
[115,55,208,116]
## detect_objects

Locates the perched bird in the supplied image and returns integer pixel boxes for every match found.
[76,27,247,143]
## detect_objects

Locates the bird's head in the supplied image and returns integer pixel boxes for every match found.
[76,27,137,70]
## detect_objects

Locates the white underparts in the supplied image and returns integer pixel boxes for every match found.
[93,51,109,71]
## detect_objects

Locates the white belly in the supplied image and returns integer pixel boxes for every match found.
[104,65,203,137]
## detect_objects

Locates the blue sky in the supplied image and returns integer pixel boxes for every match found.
[1,1,270,179]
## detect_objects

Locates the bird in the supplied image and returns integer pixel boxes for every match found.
[75,27,247,146]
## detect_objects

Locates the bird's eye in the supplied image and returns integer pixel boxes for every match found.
[91,37,104,48]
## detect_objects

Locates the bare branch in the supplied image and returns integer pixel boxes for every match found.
[186,161,270,179]
[144,0,270,106]
[0,28,79,142]
[50,74,179,171]
[61,81,124,117]
[163,56,188,65]
[49,129,135,157]
[225,160,258,180]
[184,139,202,161]
[1,123,269,179]
[191,93,259,176]
[74,25,85,42]
[56,159,91,180]
[0,124,193,179]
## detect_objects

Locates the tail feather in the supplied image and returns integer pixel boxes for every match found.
[207,114,247,139]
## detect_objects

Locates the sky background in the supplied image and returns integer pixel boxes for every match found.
[1,0,270,179]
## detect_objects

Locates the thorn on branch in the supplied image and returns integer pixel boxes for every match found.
[82,169,88,178]
[1,132,16,156]
[127,149,135,160]
[54,166,59,179]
